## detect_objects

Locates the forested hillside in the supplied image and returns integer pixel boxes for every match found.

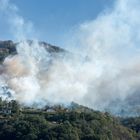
[0,98,139,140]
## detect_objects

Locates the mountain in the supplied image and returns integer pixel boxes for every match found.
[0,40,140,139]
[0,40,65,62]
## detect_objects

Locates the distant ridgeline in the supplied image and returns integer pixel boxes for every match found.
[0,40,65,62]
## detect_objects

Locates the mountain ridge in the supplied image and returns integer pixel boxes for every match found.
[0,40,65,62]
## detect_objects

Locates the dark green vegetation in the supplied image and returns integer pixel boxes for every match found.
[120,117,140,138]
[0,99,139,140]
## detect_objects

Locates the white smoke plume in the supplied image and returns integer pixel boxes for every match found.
[0,0,140,116]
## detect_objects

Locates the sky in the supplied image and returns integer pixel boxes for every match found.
[0,0,114,46]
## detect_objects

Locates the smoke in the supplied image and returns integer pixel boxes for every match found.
[0,0,140,116]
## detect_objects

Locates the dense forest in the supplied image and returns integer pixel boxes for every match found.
[0,98,139,140]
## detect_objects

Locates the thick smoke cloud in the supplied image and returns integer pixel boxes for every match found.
[0,0,140,116]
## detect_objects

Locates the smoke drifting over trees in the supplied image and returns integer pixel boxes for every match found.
[0,0,140,116]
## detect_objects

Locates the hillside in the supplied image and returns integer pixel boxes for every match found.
[0,40,140,140]
[0,40,65,62]
[0,98,139,140]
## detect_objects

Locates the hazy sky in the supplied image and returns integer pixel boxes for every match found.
[0,0,114,46]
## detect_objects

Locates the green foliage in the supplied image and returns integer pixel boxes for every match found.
[120,117,140,139]
[0,99,139,140]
